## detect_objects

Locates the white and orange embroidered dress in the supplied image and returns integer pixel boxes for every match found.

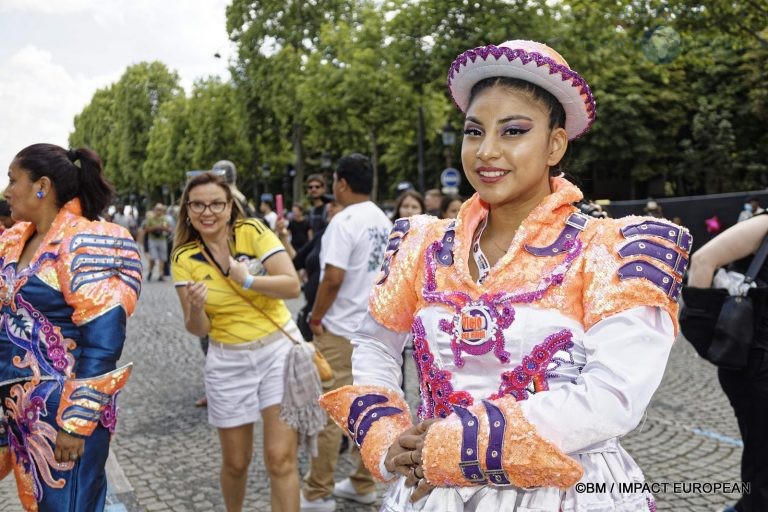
[321,177,690,512]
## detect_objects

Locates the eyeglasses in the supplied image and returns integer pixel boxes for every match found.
[187,200,229,214]
[307,184,324,190]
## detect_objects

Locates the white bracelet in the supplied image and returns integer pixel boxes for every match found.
[242,274,255,290]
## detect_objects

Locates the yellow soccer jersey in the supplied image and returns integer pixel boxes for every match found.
[171,219,291,343]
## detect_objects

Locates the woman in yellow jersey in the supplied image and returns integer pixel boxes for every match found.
[171,172,301,512]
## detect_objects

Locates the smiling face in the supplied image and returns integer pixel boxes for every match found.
[4,162,41,223]
[461,85,567,209]
[186,182,232,239]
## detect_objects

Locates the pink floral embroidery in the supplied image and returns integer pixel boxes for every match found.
[491,329,575,400]
[412,318,575,419]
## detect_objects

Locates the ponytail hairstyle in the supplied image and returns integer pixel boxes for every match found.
[13,143,115,220]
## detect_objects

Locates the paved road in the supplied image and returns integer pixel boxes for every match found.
[0,281,742,511]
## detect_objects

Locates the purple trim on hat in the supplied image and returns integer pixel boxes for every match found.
[618,261,682,299]
[447,44,597,139]
[347,394,389,436]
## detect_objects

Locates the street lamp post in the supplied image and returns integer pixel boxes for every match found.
[442,121,457,168]
[417,107,426,193]
[261,163,271,195]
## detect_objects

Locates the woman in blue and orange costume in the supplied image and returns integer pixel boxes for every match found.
[319,40,691,511]
[0,143,141,511]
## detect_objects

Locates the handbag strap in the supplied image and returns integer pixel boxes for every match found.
[744,232,768,284]
[196,241,302,345]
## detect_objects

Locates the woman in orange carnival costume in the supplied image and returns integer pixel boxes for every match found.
[0,144,140,511]
[320,41,690,511]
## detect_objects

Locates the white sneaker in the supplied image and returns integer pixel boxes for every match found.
[300,493,336,512]
[332,478,378,505]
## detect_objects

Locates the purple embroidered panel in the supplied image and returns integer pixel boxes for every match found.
[411,318,576,420]
[422,236,581,367]
[492,329,575,401]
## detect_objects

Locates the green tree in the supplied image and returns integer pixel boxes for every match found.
[298,3,417,199]
[109,62,182,194]
[69,87,116,174]
[144,94,191,199]
[227,0,353,202]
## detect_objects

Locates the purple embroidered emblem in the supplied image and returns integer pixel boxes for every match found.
[422,238,581,367]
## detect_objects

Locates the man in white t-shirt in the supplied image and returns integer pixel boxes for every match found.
[302,154,392,511]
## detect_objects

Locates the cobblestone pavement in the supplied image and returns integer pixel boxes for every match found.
[0,281,743,511]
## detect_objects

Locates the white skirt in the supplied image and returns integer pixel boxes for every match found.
[380,439,655,512]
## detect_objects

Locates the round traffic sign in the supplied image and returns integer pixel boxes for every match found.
[441,167,461,188]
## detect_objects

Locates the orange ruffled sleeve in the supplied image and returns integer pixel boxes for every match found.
[421,395,583,489]
[582,216,690,333]
[320,385,412,482]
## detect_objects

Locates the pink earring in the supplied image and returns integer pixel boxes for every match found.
[36,191,44,199]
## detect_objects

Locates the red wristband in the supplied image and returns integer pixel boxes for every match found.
[309,317,323,327]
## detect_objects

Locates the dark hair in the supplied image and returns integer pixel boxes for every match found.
[439,195,464,219]
[469,77,569,178]
[394,190,425,220]
[469,77,566,132]
[174,172,241,249]
[336,153,373,195]
[13,143,114,220]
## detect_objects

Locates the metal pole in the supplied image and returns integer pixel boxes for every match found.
[417,106,425,193]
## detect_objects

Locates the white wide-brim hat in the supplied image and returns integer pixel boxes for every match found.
[447,40,596,140]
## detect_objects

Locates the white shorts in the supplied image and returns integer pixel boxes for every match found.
[148,238,168,262]
[204,328,295,429]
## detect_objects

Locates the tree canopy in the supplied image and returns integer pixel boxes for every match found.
[69,0,768,205]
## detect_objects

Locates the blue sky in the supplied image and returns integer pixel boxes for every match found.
[0,0,233,189]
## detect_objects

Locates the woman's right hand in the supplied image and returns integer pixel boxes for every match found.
[276,218,290,239]
[186,281,207,312]
[385,419,438,502]
[385,419,436,475]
